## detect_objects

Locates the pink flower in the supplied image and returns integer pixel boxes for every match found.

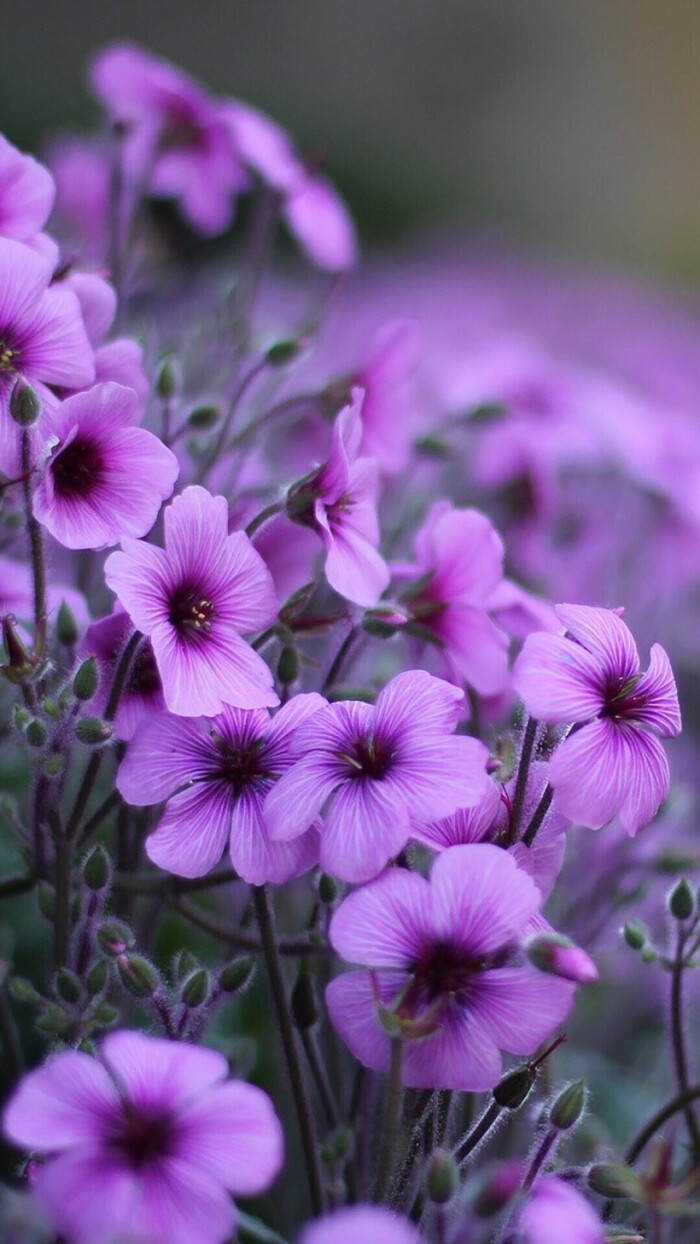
[0,135,55,244]
[104,485,278,716]
[33,382,179,549]
[2,1029,283,1244]
[290,388,390,607]
[326,844,574,1090]
[517,1176,604,1244]
[265,669,489,882]
[513,604,681,834]
[300,1206,424,1244]
[118,695,325,885]
[396,501,509,695]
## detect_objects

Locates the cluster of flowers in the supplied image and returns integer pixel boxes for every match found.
[0,39,696,1244]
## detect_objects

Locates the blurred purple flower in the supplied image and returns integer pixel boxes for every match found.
[2,1029,283,1244]
[326,844,574,1089]
[517,1175,604,1244]
[300,1205,424,1244]
[81,608,164,740]
[104,485,278,716]
[514,604,681,834]
[0,135,55,244]
[356,319,421,474]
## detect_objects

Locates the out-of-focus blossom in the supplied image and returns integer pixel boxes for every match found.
[0,555,89,635]
[514,604,681,835]
[356,319,421,474]
[33,382,178,549]
[80,608,164,740]
[46,135,111,263]
[104,485,278,716]
[118,695,325,885]
[2,1029,283,1244]
[326,844,574,1089]
[516,1175,604,1244]
[266,669,489,882]
[0,135,55,245]
[300,1205,424,1244]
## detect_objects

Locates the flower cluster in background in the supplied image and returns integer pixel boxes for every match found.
[0,39,698,1244]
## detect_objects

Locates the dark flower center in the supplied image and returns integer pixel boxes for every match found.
[168,584,217,639]
[127,639,162,697]
[52,437,104,497]
[342,732,395,780]
[211,732,271,796]
[0,340,17,373]
[109,1106,175,1171]
[600,673,646,722]
[399,939,517,1017]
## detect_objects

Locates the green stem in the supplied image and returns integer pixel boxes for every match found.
[521,1128,557,1193]
[321,625,359,694]
[669,926,700,1154]
[373,1038,404,1203]
[245,499,286,539]
[253,885,325,1217]
[453,1099,501,1167]
[20,429,47,647]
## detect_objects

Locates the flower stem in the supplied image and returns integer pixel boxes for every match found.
[669,926,700,1154]
[373,1037,404,1203]
[252,884,325,1217]
[625,1082,700,1164]
[521,1128,557,1193]
[508,716,538,843]
[453,1099,502,1167]
[521,783,554,848]
[20,429,47,649]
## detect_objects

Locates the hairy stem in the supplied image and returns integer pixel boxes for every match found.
[508,716,538,843]
[669,926,700,1154]
[373,1038,404,1203]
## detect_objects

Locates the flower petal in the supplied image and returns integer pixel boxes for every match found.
[146,781,232,878]
[100,1030,228,1112]
[632,643,682,737]
[3,1051,118,1151]
[329,869,432,968]
[555,603,639,683]
[472,965,574,1056]
[178,1080,283,1195]
[512,632,604,724]
[117,712,214,804]
[430,844,542,956]
[549,718,670,835]
[320,779,410,882]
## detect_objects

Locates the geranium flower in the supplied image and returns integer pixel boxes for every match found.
[513,603,681,834]
[104,485,278,716]
[517,1175,604,1244]
[265,670,490,882]
[0,135,55,244]
[2,1029,283,1244]
[326,844,574,1090]
[118,695,325,885]
[33,382,179,549]
[300,1206,424,1244]
[81,609,164,740]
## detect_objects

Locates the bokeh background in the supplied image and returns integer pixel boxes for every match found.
[5,0,700,276]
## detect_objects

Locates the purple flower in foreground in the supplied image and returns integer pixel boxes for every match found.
[118,694,325,884]
[289,388,389,607]
[513,604,681,835]
[517,1175,604,1244]
[300,1205,424,1244]
[265,670,490,883]
[326,844,574,1089]
[104,485,278,716]
[81,609,164,740]
[33,382,179,549]
[0,135,55,244]
[2,1029,283,1244]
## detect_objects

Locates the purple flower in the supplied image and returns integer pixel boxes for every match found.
[517,1176,604,1244]
[117,694,325,884]
[33,382,179,549]
[104,485,279,717]
[300,1206,424,1244]
[326,844,574,1089]
[0,237,94,474]
[356,319,421,475]
[47,135,111,263]
[396,501,510,695]
[0,135,55,244]
[513,604,682,835]
[266,670,490,883]
[290,388,390,607]
[2,1029,283,1244]
[81,609,164,740]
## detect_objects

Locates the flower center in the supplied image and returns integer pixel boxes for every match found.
[211,732,271,795]
[52,437,104,497]
[601,673,646,722]
[342,732,395,780]
[168,584,217,639]
[109,1106,175,1171]
[127,639,162,697]
[399,939,517,1017]
[0,341,17,373]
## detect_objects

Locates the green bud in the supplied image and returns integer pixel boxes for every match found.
[37,882,56,921]
[640,947,658,964]
[12,704,30,730]
[76,716,113,745]
[73,657,99,702]
[181,968,210,1008]
[25,719,47,748]
[36,1003,69,1036]
[97,919,134,957]
[587,1162,641,1200]
[9,379,41,426]
[86,960,108,996]
[58,687,73,713]
[318,873,339,905]
[91,1002,119,1029]
[426,1148,459,1204]
[550,1079,586,1131]
[156,358,179,400]
[492,1066,534,1110]
[291,963,318,1030]
[187,404,220,429]
[83,845,111,892]
[55,967,81,1004]
[117,953,161,999]
[266,338,304,367]
[43,753,65,778]
[56,600,79,646]
[669,878,695,921]
[174,949,199,981]
[218,957,255,993]
[622,920,647,951]
[8,976,41,1006]
[42,698,61,721]
[277,645,299,686]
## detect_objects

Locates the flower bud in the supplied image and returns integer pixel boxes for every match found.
[492,1066,534,1110]
[76,716,113,745]
[97,919,134,957]
[426,1148,459,1204]
[25,719,47,748]
[83,845,111,892]
[43,753,65,778]
[362,605,410,639]
[524,932,598,983]
[92,1001,119,1029]
[42,697,60,721]
[174,948,199,980]
[56,601,79,646]
[668,878,695,921]
[181,968,210,1008]
[291,962,319,1030]
[116,953,161,998]
[36,1003,69,1036]
[318,873,339,905]
[12,704,30,730]
[549,1079,586,1131]
[86,960,108,996]
[187,404,220,429]
[156,358,179,400]
[73,657,99,702]
[37,882,55,921]
[622,920,647,951]
[266,338,305,367]
[1,616,34,682]
[471,1160,524,1217]
[9,379,41,426]
[218,957,255,993]
[277,645,299,686]
[9,976,41,1006]
[55,967,81,1004]
[587,1162,641,1200]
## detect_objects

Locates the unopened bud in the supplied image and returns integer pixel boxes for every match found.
[524,932,598,984]
[36,1003,69,1036]
[277,645,299,686]
[97,919,134,957]
[9,976,41,1006]
[588,1162,640,1200]
[25,719,47,748]
[550,1079,586,1131]
[83,845,111,892]
[622,920,647,951]
[37,882,55,921]
[43,753,65,778]
[56,601,79,646]
[86,960,108,996]
[493,1066,534,1110]
[187,404,220,429]
[640,947,658,964]
[669,878,695,921]
[55,968,81,1004]
[266,338,304,367]
[42,697,60,721]
[362,605,409,639]
[218,957,255,993]
[318,873,339,905]
[426,1148,459,1204]
[9,379,40,426]
[181,968,210,1008]
[2,615,33,680]
[291,962,319,1030]
[117,953,161,998]
[92,1001,119,1029]
[156,358,179,400]
[76,716,112,745]
[471,1160,524,1217]
[174,949,199,980]
[73,657,99,702]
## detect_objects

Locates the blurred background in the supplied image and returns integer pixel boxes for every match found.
[4,0,700,278]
